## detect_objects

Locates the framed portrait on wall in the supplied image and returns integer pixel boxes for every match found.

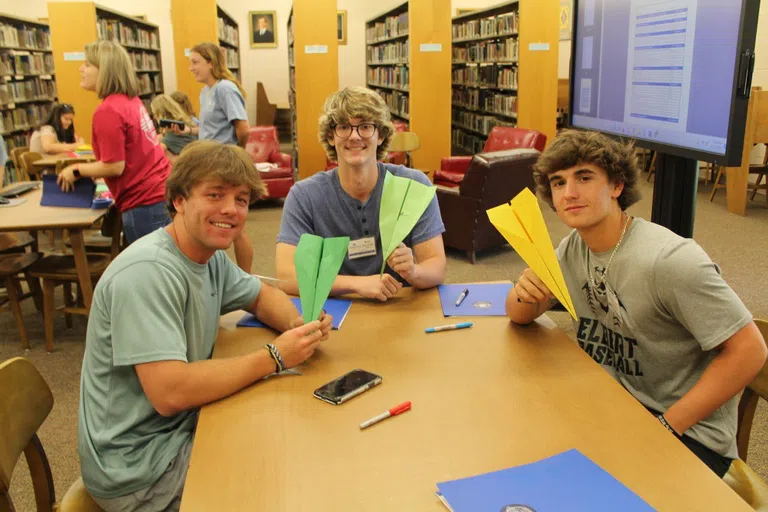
[249,11,277,48]
[337,10,347,45]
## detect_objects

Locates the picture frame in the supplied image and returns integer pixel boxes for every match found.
[337,10,347,45]
[249,11,277,48]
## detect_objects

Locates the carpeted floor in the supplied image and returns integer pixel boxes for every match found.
[2,176,767,511]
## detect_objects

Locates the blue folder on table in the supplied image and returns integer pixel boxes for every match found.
[40,174,95,208]
[236,298,352,330]
[436,449,653,512]
[438,283,513,317]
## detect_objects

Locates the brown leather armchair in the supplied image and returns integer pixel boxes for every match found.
[435,127,546,188]
[437,148,540,263]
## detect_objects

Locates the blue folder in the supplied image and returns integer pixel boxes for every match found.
[436,449,653,511]
[40,174,95,208]
[438,283,513,317]
[236,298,352,330]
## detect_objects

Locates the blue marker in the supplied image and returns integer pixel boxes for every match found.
[425,321,474,333]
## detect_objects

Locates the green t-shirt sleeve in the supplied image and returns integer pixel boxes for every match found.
[654,239,752,351]
[215,252,262,314]
[105,262,190,366]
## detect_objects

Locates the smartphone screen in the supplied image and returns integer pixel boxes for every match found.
[313,369,382,405]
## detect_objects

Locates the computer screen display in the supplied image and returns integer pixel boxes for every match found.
[569,0,757,164]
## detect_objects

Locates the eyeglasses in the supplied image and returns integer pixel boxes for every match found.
[333,122,378,139]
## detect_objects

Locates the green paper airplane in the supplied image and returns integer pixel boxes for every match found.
[295,233,350,323]
[379,171,436,274]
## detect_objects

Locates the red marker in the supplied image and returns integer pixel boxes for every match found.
[359,401,412,430]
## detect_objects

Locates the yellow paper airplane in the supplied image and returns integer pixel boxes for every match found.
[486,188,577,320]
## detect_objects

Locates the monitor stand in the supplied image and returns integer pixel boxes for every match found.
[650,153,698,238]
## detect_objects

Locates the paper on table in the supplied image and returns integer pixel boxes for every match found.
[379,171,436,274]
[486,188,577,319]
[294,233,349,323]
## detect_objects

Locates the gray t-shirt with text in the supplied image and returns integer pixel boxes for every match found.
[556,218,751,459]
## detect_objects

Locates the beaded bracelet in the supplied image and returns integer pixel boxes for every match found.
[265,343,286,373]
[657,414,680,438]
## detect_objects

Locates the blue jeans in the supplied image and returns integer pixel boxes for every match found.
[122,201,171,245]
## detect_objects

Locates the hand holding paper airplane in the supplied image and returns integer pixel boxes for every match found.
[486,188,577,320]
[294,234,350,323]
[379,171,436,275]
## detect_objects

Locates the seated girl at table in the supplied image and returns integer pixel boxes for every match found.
[29,103,85,158]
[170,90,200,126]
[150,94,196,164]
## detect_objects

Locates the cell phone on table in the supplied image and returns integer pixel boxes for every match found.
[158,119,185,129]
[313,369,382,405]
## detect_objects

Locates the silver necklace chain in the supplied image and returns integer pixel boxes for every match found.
[589,211,630,294]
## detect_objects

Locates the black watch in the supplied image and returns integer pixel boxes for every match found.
[72,168,81,178]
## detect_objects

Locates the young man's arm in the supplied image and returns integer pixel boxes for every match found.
[276,242,403,301]
[386,236,446,289]
[506,268,557,324]
[233,232,254,273]
[663,322,767,435]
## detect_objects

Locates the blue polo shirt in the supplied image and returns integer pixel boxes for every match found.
[277,163,445,280]
[198,80,247,144]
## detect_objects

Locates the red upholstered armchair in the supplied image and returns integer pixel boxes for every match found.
[435,127,546,188]
[244,126,294,199]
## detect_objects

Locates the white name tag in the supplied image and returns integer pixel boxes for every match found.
[348,237,376,260]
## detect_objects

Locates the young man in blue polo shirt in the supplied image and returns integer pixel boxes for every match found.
[276,87,446,302]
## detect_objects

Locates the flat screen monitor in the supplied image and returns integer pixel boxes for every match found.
[569,0,760,165]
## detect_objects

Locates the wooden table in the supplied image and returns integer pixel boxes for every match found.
[0,183,106,309]
[181,288,749,511]
[32,155,95,173]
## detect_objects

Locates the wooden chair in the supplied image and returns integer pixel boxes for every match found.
[255,81,277,126]
[9,146,29,181]
[723,319,768,510]
[710,147,768,205]
[65,205,123,259]
[0,252,43,349]
[0,232,37,254]
[0,357,103,511]
[19,152,43,181]
[28,210,122,352]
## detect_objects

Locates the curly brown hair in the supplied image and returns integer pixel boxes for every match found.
[533,130,641,211]
[318,87,395,162]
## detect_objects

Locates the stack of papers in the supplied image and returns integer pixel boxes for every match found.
[236,298,352,330]
[436,449,653,511]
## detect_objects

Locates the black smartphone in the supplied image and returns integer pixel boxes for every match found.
[158,119,185,129]
[313,369,382,405]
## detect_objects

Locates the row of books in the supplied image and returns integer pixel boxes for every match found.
[452,128,486,154]
[0,23,51,50]
[452,109,513,136]
[2,132,29,150]
[1,103,53,134]
[367,41,408,64]
[97,18,159,49]
[452,66,518,90]
[453,89,517,117]
[218,17,239,46]
[366,12,409,44]
[374,89,409,119]
[130,51,159,71]
[0,78,57,104]
[453,12,519,41]
[222,46,239,69]
[367,67,409,90]
[138,74,163,95]
[452,39,519,63]
[0,53,55,76]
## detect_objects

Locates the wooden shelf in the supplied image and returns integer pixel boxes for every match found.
[452,31,518,44]
[0,13,56,150]
[368,83,409,93]
[366,33,409,46]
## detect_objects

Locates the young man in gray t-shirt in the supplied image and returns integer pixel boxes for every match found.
[505,130,767,478]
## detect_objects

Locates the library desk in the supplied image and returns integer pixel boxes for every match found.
[0,183,106,310]
[181,288,749,511]
[32,155,96,173]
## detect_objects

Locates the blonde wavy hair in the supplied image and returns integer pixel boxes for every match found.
[150,94,192,125]
[318,87,395,162]
[166,140,267,216]
[170,91,197,118]
[84,40,139,99]
[190,42,246,98]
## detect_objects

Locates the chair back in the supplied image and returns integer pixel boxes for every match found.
[20,152,43,180]
[0,357,55,511]
[483,127,547,154]
[245,126,280,164]
[255,82,277,126]
[99,205,124,259]
[9,147,29,180]
[736,319,768,460]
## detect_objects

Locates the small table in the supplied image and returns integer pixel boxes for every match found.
[181,288,750,511]
[0,183,106,310]
[32,155,95,174]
